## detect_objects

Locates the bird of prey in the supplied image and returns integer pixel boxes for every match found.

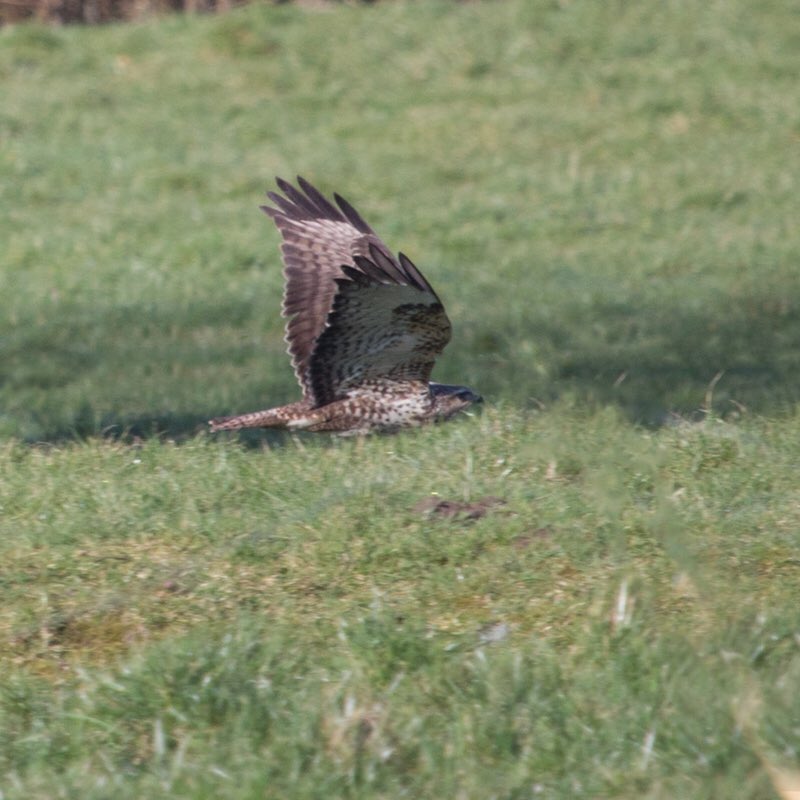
[209,177,481,435]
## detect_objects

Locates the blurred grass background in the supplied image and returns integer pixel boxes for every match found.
[2,0,799,441]
[2,1,800,797]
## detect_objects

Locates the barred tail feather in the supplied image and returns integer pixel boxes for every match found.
[208,410,281,432]
[208,401,313,432]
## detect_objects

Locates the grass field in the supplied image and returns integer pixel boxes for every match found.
[2,0,800,796]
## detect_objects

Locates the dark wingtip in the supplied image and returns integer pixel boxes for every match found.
[365,243,406,284]
[334,191,374,234]
[297,176,343,219]
[339,263,371,286]
[264,189,299,217]
[397,251,434,293]
[350,257,377,277]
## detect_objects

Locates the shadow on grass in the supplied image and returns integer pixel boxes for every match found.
[549,298,798,424]
[3,289,800,444]
[0,298,300,447]
[462,288,800,425]
[19,407,299,450]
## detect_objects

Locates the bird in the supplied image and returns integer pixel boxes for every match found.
[208,177,481,436]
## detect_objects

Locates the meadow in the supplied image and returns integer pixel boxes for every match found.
[1,0,800,796]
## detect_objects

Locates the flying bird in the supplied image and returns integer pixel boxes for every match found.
[209,177,481,435]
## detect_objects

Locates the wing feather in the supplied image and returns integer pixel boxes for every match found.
[309,253,452,406]
[296,176,343,219]
[262,177,396,401]
[262,177,450,407]
[333,192,376,234]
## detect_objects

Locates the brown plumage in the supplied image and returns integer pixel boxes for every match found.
[209,177,481,435]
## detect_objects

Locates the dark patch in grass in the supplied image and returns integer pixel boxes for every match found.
[512,528,554,549]
[412,495,508,523]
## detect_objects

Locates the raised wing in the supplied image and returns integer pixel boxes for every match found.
[261,177,396,400]
[308,245,452,406]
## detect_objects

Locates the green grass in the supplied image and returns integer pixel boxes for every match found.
[1,0,800,796]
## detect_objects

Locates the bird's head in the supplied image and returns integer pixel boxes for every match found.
[429,382,483,420]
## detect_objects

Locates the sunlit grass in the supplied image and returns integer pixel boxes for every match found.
[1,408,800,796]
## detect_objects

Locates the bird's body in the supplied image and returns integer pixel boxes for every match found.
[209,177,480,435]
[211,381,432,436]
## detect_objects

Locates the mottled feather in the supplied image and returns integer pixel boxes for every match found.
[209,177,480,435]
[262,178,398,401]
[309,252,451,405]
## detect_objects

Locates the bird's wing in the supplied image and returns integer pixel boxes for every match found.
[308,245,452,406]
[261,176,397,401]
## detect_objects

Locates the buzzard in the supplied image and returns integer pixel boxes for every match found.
[209,177,481,435]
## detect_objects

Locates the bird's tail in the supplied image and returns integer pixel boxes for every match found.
[208,401,312,432]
